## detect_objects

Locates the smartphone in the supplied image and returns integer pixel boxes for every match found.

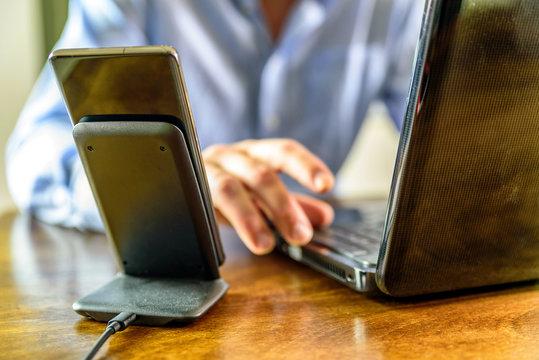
[49,46,225,277]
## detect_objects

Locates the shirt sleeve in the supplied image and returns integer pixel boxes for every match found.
[5,0,148,231]
[380,0,424,129]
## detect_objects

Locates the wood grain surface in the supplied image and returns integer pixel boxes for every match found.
[0,211,537,359]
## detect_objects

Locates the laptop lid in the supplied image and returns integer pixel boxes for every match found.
[376,0,539,296]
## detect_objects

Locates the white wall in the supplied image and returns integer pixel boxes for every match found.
[336,102,400,199]
[0,0,43,213]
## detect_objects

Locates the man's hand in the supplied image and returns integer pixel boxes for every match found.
[203,139,335,255]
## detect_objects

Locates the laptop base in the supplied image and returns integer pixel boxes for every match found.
[277,240,377,292]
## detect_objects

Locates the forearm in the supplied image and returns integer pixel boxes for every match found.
[6,121,103,232]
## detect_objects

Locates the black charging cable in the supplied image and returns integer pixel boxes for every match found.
[84,312,137,360]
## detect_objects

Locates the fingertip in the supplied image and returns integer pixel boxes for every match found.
[313,171,335,193]
[319,203,334,228]
[293,193,335,229]
[245,232,275,255]
[290,221,313,246]
[257,232,276,254]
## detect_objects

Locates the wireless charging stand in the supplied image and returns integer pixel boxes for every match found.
[72,119,228,326]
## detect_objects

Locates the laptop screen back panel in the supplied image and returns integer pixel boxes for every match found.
[377,0,539,296]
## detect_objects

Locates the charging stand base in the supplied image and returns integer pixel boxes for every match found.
[73,273,229,326]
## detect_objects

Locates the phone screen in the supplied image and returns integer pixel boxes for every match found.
[52,53,183,125]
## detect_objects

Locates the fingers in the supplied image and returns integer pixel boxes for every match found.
[203,139,335,255]
[235,139,334,193]
[205,145,313,247]
[213,209,230,226]
[293,193,335,229]
[205,163,275,255]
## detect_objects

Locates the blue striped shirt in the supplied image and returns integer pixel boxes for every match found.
[6,0,422,231]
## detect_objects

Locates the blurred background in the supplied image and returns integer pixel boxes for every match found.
[0,0,68,214]
[0,0,399,216]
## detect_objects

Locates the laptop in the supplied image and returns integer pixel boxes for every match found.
[278,0,539,296]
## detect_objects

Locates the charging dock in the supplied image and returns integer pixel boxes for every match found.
[74,274,228,326]
[72,119,228,325]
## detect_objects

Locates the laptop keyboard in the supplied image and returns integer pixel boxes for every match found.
[312,205,386,265]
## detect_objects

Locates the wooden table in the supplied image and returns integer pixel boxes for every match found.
[0,211,537,359]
